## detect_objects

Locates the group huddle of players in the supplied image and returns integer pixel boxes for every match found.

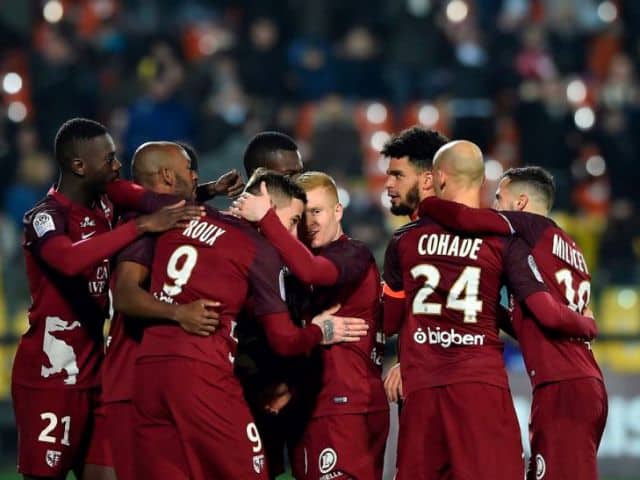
[11,117,607,480]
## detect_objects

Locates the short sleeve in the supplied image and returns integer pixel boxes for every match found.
[320,240,373,287]
[383,235,403,292]
[248,238,290,317]
[23,204,67,254]
[504,236,548,301]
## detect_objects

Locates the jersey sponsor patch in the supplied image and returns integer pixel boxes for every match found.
[528,255,544,283]
[33,212,56,238]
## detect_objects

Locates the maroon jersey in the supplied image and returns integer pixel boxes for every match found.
[137,207,290,395]
[102,232,155,403]
[306,236,388,417]
[501,211,602,387]
[14,189,114,389]
[383,216,546,396]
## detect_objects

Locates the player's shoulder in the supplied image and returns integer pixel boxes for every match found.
[212,208,281,257]
[501,210,555,231]
[23,194,67,232]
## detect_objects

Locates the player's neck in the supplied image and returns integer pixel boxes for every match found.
[450,191,480,208]
[523,204,548,217]
[56,175,99,208]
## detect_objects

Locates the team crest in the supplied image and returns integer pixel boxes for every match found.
[45,449,62,468]
[535,453,546,479]
[319,448,337,474]
[252,454,265,474]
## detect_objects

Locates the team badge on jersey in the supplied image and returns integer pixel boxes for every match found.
[46,449,62,468]
[319,448,337,474]
[33,212,56,238]
[252,454,265,474]
[535,453,546,479]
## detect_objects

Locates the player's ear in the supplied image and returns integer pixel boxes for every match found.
[334,202,343,222]
[421,170,433,192]
[516,193,529,211]
[69,157,85,176]
[160,167,175,186]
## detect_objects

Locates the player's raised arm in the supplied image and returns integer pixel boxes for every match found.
[231,181,341,285]
[29,202,202,277]
[504,236,597,339]
[418,196,513,235]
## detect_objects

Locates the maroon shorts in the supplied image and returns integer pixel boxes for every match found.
[291,411,389,480]
[12,384,98,477]
[105,401,135,480]
[134,358,268,480]
[396,383,524,480]
[527,377,608,480]
[85,399,113,467]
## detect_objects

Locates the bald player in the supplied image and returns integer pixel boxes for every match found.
[382,141,597,479]
[418,165,607,480]
[103,142,222,480]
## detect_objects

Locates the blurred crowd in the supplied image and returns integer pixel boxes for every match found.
[0,0,638,328]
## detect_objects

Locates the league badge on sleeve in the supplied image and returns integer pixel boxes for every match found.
[33,212,56,238]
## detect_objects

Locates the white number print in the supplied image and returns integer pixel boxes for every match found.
[246,422,263,453]
[555,268,591,312]
[411,265,483,323]
[162,245,198,297]
[38,412,71,445]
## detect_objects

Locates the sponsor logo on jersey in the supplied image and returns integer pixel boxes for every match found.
[319,448,337,474]
[535,453,546,479]
[33,212,56,238]
[252,454,265,474]
[45,450,62,468]
[413,326,485,348]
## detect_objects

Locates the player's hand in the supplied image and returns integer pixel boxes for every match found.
[263,383,292,415]
[213,169,245,198]
[383,363,403,403]
[229,182,272,222]
[173,299,221,336]
[136,201,204,233]
[311,304,369,345]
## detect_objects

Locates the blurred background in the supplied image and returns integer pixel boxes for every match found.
[0,0,638,478]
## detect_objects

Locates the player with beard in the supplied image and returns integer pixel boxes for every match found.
[232,171,388,480]
[381,126,449,405]
[382,141,597,479]
[12,119,202,480]
[418,166,607,480]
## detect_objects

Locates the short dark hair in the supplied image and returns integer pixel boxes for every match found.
[502,166,556,211]
[54,118,108,168]
[243,131,298,176]
[381,126,449,170]
[245,168,307,206]
[176,142,199,172]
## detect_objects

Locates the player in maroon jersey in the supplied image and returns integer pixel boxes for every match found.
[132,177,368,479]
[11,118,203,480]
[232,171,389,480]
[419,166,607,480]
[380,126,449,403]
[382,141,597,480]
[103,141,232,480]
